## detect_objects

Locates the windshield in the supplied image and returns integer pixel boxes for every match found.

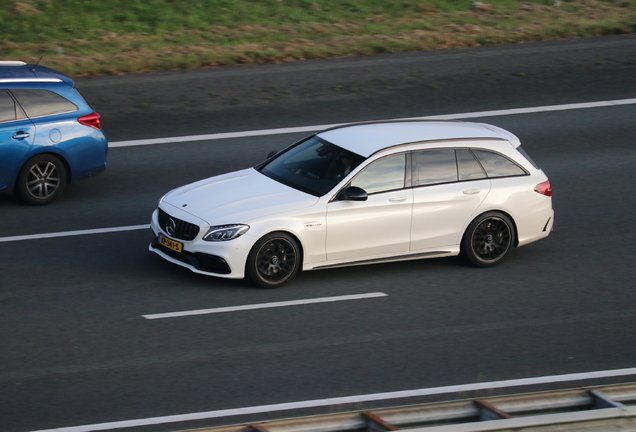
[257,136,366,196]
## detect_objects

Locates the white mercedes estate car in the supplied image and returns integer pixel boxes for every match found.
[150,121,553,288]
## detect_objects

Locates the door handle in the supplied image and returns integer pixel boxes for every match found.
[389,196,407,202]
[12,131,30,140]
[463,188,481,195]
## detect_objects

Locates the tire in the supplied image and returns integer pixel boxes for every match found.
[246,232,301,288]
[17,154,67,206]
[462,212,515,267]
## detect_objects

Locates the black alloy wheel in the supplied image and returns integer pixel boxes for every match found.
[17,154,67,205]
[247,232,300,288]
[462,212,514,267]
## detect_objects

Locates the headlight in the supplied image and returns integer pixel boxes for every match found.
[203,224,249,241]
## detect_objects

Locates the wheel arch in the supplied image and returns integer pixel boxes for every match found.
[16,151,72,192]
[249,229,305,264]
[462,209,519,249]
[245,229,305,288]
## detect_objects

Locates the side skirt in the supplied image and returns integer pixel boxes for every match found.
[308,251,455,271]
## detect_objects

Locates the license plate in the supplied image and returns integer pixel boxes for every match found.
[159,233,183,253]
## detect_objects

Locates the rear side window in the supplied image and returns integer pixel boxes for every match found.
[0,90,25,122]
[412,149,457,186]
[10,89,78,118]
[472,150,527,178]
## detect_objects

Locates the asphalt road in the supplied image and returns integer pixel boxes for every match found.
[1,35,636,432]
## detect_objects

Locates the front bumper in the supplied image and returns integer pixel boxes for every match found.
[149,207,252,279]
[149,237,232,275]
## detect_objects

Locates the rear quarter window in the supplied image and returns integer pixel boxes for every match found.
[10,89,78,118]
[472,149,527,178]
[516,145,540,169]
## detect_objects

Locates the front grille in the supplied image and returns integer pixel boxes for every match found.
[158,208,200,241]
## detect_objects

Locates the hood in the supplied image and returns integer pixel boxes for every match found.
[162,168,318,224]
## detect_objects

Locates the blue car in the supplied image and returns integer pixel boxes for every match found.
[0,61,107,205]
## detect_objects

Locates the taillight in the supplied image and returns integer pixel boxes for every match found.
[534,180,552,196]
[78,111,101,130]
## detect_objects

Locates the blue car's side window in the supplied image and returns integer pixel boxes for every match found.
[10,89,78,119]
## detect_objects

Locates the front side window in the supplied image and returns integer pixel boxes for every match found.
[472,149,527,178]
[413,149,457,186]
[258,136,365,196]
[350,153,406,194]
[10,89,78,118]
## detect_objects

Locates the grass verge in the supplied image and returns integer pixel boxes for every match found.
[1,0,635,76]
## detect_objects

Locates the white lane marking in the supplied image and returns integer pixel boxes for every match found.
[143,292,388,319]
[109,97,636,148]
[29,366,636,432]
[0,225,149,243]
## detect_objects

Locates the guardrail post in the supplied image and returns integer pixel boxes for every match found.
[589,390,626,409]
[247,423,271,432]
[474,399,513,421]
[363,411,400,432]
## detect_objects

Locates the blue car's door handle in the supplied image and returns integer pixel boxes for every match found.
[12,131,30,140]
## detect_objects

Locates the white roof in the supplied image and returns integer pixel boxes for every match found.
[317,121,520,157]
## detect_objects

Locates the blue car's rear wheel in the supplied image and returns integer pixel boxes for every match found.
[17,154,67,205]
[247,232,300,288]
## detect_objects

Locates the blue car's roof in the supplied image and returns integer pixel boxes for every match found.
[0,62,75,87]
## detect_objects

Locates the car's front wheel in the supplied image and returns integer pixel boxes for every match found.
[246,232,301,288]
[17,154,67,205]
[462,212,515,267]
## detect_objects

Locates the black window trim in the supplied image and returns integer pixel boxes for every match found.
[408,147,530,191]
[0,89,29,123]
[332,145,531,198]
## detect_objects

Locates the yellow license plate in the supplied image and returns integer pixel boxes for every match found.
[159,234,183,253]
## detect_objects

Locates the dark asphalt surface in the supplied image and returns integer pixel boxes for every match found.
[77,33,636,142]
[1,34,636,432]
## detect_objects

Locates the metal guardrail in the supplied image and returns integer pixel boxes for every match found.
[182,383,636,432]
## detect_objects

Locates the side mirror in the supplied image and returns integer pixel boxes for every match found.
[338,186,368,201]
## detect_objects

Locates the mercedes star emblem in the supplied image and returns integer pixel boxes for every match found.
[166,218,177,236]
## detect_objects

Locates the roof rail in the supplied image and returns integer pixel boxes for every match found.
[0,61,27,66]
[0,78,63,83]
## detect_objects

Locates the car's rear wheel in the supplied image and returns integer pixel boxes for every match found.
[17,154,67,205]
[462,212,514,267]
[246,232,300,288]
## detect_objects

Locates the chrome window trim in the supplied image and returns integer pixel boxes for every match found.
[22,109,78,120]
[369,137,508,158]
